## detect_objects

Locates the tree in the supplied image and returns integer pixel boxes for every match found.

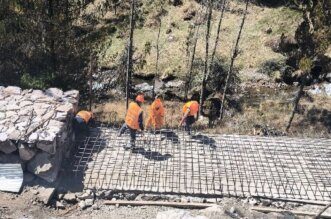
[199,0,213,116]
[0,0,93,92]
[126,0,136,109]
[219,0,249,120]
[285,0,331,131]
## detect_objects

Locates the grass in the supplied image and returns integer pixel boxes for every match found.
[93,87,331,138]
[94,0,301,79]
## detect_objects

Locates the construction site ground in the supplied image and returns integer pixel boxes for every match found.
[1,126,331,219]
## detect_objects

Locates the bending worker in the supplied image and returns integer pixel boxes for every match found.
[118,94,145,149]
[145,95,165,131]
[179,100,199,135]
[74,110,94,137]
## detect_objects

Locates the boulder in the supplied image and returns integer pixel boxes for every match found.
[323,83,331,96]
[64,90,79,99]
[27,150,63,183]
[45,88,64,99]
[18,143,36,161]
[36,131,57,154]
[56,201,65,209]
[4,86,22,95]
[0,133,17,154]
[63,193,77,202]
[36,187,56,205]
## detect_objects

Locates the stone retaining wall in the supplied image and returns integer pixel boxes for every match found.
[0,86,79,182]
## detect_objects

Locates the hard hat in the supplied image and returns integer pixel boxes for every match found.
[136,94,145,103]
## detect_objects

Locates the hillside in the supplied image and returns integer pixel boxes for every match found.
[83,0,302,79]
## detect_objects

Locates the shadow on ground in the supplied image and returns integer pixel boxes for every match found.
[132,148,172,161]
[191,134,217,150]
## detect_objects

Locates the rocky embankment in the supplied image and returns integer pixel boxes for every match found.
[0,86,78,182]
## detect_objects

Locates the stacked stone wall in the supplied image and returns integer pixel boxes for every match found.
[0,86,79,182]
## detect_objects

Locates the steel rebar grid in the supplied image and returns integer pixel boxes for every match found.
[72,125,331,201]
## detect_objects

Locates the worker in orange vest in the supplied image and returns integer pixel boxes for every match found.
[145,95,165,131]
[118,94,145,149]
[74,110,94,137]
[179,100,199,135]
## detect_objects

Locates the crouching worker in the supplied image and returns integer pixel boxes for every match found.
[145,95,165,131]
[179,100,199,135]
[118,94,145,149]
[74,110,94,138]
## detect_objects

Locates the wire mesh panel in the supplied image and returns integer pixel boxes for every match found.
[73,126,331,201]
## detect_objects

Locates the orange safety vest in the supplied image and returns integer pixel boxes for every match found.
[77,111,93,123]
[182,101,199,116]
[125,102,143,130]
[146,98,165,129]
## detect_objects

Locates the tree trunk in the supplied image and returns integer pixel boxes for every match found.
[199,0,213,116]
[219,0,248,120]
[206,0,226,81]
[152,4,163,99]
[286,78,306,132]
[126,0,135,110]
[184,25,200,100]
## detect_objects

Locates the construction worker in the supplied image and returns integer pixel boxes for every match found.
[74,110,94,137]
[179,100,199,135]
[145,95,165,131]
[118,94,145,149]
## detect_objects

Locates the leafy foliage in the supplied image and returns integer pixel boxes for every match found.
[0,0,93,92]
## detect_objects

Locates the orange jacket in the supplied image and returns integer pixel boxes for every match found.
[146,98,165,129]
[125,102,143,130]
[182,101,199,116]
[77,111,93,123]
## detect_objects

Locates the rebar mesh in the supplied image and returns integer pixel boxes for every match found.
[73,125,331,201]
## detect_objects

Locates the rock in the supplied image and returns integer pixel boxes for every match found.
[27,150,63,183]
[45,88,64,99]
[56,201,65,209]
[134,83,153,99]
[77,190,94,200]
[54,112,67,121]
[92,203,99,210]
[18,143,36,161]
[85,198,94,207]
[56,103,73,113]
[6,104,20,111]
[135,194,164,201]
[323,83,331,96]
[4,86,22,95]
[165,80,185,89]
[123,193,137,200]
[37,187,56,205]
[20,101,33,107]
[57,193,65,200]
[28,132,39,144]
[36,131,57,154]
[160,71,177,82]
[0,133,17,154]
[78,200,87,210]
[64,90,79,99]
[261,199,272,207]
[63,193,77,203]
[326,73,331,82]
[156,210,208,219]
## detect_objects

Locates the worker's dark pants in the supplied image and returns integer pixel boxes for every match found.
[184,116,195,135]
[74,116,89,139]
[119,123,137,147]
